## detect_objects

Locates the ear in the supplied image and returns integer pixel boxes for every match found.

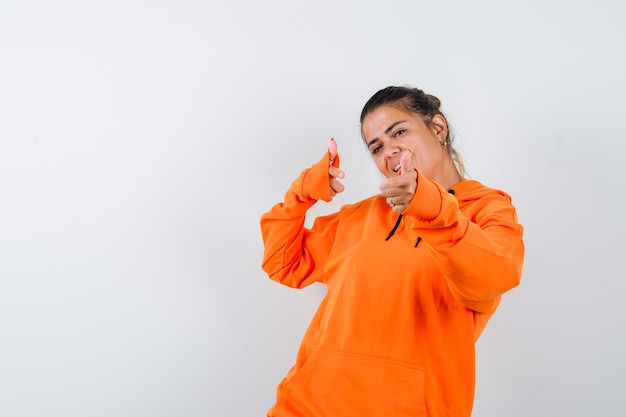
[429,114,448,143]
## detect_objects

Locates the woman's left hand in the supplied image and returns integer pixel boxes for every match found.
[379,149,417,213]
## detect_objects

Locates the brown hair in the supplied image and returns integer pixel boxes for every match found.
[360,86,465,178]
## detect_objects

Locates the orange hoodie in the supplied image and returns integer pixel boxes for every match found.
[260,152,524,417]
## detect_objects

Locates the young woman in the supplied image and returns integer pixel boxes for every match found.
[260,86,525,417]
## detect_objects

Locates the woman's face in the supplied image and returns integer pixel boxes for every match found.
[361,104,449,181]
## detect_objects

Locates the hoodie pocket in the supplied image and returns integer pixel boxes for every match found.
[282,350,427,417]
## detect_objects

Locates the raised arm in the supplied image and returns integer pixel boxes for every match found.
[260,140,345,288]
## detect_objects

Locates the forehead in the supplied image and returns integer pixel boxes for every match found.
[362,105,421,137]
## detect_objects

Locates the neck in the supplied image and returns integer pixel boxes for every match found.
[436,160,463,190]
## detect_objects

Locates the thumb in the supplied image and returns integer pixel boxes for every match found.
[399,149,413,175]
[329,138,338,165]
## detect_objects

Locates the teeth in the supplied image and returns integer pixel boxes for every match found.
[394,164,401,172]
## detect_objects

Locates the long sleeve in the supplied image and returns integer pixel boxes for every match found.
[404,170,525,313]
[260,151,340,289]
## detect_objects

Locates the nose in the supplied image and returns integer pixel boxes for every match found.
[383,141,401,159]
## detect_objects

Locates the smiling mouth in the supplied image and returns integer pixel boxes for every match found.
[393,163,401,174]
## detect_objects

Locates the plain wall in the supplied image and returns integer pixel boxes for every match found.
[1,0,625,415]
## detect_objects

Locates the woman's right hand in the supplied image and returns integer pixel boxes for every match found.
[328,138,345,197]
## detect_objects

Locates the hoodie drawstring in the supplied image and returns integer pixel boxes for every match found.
[385,214,421,248]
[385,214,403,241]
[385,188,456,246]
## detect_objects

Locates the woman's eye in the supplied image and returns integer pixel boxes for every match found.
[371,145,382,154]
[394,129,405,137]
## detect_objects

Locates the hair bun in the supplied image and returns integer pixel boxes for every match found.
[425,94,441,109]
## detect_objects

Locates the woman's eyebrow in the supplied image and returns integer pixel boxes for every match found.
[367,137,379,147]
[367,120,407,147]
[385,120,406,135]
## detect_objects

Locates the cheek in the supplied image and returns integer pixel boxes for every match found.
[374,156,389,176]
[414,148,443,175]
[414,141,441,163]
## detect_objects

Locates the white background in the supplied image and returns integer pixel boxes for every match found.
[1,1,625,416]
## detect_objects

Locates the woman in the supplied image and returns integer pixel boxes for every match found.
[260,86,524,417]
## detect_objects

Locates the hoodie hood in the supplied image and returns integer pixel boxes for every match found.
[448,179,513,206]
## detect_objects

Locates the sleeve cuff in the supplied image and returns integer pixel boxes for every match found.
[300,150,339,202]
[404,169,443,222]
